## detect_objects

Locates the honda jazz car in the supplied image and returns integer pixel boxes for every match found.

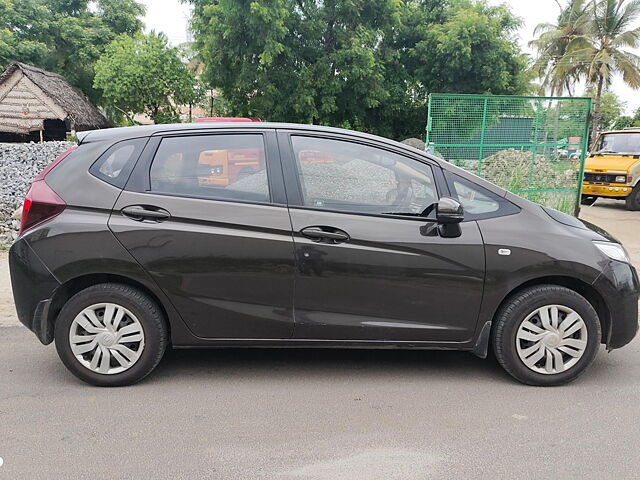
[9,122,639,386]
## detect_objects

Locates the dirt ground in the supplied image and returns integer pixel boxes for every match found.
[0,251,17,326]
[0,197,637,328]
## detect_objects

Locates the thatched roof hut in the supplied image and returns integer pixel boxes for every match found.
[0,62,111,142]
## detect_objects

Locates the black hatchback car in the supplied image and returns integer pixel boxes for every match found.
[9,123,639,386]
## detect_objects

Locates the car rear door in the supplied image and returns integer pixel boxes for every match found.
[278,131,486,343]
[109,129,295,339]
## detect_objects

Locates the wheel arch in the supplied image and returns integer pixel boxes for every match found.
[490,275,610,345]
[49,273,172,341]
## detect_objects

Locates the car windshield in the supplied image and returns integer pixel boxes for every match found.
[595,133,640,154]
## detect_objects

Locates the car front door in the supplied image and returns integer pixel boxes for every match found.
[278,132,485,343]
[109,130,295,339]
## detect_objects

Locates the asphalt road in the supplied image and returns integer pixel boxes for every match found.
[1,198,639,479]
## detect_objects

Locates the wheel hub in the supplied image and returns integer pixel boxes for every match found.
[515,304,588,375]
[68,302,145,375]
[98,332,116,347]
[542,332,560,348]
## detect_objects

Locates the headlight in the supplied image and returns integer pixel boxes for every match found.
[614,175,626,183]
[593,241,630,263]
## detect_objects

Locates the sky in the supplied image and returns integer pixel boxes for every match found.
[139,0,640,114]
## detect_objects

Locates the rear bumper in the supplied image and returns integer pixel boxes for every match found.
[582,183,632,198]
[8,238,60,345]
[593,260,640,350]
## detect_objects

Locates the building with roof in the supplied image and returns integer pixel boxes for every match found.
[0,62,111,142]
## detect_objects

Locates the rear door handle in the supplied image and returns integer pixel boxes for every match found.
[300,226,350,243]
[121,205,171,222]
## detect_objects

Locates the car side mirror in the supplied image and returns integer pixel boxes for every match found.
[436,197,464,224]
[436,197,463,238]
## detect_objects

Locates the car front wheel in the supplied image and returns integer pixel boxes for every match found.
[492,285,601,386]
[54,283,168,387]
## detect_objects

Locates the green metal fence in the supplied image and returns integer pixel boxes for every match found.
[426,94,592,215]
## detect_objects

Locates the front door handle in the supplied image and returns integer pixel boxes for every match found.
[300,226,350,243]
[121,205,171,222]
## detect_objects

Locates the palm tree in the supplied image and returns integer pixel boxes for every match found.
[531,0,640,143]
[530,0,591,95]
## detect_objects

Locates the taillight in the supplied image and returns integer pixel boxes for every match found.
[19,146,76,236]
[19,181,66,235]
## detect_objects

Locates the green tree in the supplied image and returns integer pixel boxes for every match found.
[94,32,202,123]
[402,1,529,95]
[531,0,640,143]
[187,0,529,140]
[386,0,530,139]
[593,90,626,130]
[529,0,590,95]
[0,0,49,67]
[612,106,640,129]
[0,0,145,103]
[189,0,402,129]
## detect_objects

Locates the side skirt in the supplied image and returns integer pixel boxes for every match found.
[172,338,475,351]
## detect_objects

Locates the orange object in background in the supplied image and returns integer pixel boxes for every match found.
[198,148,263,186]
[298,150,334,164]
[198,150,229,186]
[193,116,264,186]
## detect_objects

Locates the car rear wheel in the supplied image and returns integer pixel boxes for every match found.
[54,283,168,386]
[492,285,600,386]
[625,185,640,211]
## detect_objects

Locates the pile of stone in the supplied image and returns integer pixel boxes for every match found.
[0,141,75,248]
[401,138,426,151]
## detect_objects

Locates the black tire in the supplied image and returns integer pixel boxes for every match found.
[492,285,601,386]
[580,195,597,206]
[54,283,168,387]
[625,185,640,211]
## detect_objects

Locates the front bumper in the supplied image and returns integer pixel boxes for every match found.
[582,182,632,198]
[593,260,640,350]
[8,238,60,345]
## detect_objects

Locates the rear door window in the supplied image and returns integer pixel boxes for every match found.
[149,134,270,203]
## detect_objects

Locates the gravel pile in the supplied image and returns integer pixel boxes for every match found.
[0,141,75,248]
[401,138,426,151]
[301,159,396,205]
[231,158,398,206]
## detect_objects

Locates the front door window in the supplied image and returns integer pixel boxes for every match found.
[291,136,437,216]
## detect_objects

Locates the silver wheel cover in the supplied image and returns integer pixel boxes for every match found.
[515,304,588,375]
[69,303,145,375]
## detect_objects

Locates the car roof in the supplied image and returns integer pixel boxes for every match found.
[78,121,446,166]
[78,122,410,149]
